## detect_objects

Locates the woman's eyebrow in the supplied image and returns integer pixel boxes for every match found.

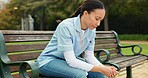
[96,16,103,20]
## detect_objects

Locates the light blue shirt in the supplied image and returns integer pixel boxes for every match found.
[37,15,96,67]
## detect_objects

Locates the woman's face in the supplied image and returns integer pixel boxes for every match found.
[83,9,105,30]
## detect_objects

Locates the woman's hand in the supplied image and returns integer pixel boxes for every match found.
[90,65,119,78]
[108,65,119,77]
[97,65,119,78]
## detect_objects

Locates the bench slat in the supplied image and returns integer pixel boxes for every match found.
[95,49,119,55]
[1,30,54,35]
[12,74,20,78]
[12,72,32,78]
[10,66,19,72]
[96,31,113,34]
[108,49,119,54]
[110,55,144,63]
[95,39,117,44]
[8,52,40,61]
[6,43,47,52]
[95,34,115,39]
[110,55,147,68]
[4,35,52,42]
[95,44,118,50]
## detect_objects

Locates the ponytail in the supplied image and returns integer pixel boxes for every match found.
[70,0,104,18]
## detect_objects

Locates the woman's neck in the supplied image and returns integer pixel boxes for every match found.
[80,16,87,30]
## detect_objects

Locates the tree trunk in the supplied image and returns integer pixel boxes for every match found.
[40,7,46,30]
[104,6,109,31]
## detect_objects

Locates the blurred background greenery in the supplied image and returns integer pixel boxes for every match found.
[119,34,148,41]
[0,0,148,35]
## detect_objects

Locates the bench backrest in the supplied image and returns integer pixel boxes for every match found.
[95,31,122,59]
[0,30,121,78]
[3,30,54,62]
[0,30,54,78]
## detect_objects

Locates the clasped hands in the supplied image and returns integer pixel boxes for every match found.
[99,65,119,78]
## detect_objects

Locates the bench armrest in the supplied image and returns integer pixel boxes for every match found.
[94,49,110,63]
[94,49,120,71]
[0,61,20,78]
[19,61,39,78]
[119,44,142,55]
[1,60,39,78]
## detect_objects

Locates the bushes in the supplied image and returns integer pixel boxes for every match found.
[119,34,148,41]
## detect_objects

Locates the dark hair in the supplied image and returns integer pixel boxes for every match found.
[71,0,105,17]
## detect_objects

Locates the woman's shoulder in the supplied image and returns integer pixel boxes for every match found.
[58,17,75,28]
[62,17,75,25]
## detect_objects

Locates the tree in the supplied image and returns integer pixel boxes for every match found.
[108,0,148,34]
[100,0,116,31]
[7,0,84,30]
[0,6,20,30]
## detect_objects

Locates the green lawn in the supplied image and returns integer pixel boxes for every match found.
[121,43,148,55]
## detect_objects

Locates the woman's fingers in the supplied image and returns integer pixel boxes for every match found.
[102,65,119,78]
[112,68,119,78]
[107,66,119,78]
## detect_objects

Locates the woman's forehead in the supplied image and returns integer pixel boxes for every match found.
[91,9,105,15]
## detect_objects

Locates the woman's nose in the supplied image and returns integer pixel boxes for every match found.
[96,21,100,26]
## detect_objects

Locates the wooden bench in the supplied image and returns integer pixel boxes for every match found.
[0,30,147,78]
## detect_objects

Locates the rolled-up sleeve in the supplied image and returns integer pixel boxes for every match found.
[56,24,73,51]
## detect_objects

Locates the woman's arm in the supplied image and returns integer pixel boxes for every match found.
[64,50,118,78]
[64,50,94,71]
[84,50,103,66]
[84,50,119,78]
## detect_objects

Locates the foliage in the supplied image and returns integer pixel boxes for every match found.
[119,34,148,41]
[6,0,84,30]
[108,0,148,34]
[0,6,20,30]
[0,0,148,34]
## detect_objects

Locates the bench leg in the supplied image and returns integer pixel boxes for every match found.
[126,66,132,78]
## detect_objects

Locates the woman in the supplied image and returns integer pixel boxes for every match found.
[37,0,118,78]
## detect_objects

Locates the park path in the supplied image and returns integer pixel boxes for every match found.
[117,61,148,78]
[117,40,148,78]
[120,40,148,44]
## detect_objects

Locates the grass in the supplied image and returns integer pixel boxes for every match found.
[121,43,148,55]
[119,34,148,55]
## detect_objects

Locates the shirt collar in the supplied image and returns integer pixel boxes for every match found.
[73,15,94,34]
[73,15,82,32]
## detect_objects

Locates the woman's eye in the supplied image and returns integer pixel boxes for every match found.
[96,18,99,20]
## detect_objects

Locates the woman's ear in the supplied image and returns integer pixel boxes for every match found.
[83,11,89,16]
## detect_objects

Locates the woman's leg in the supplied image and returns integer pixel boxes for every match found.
[39,59,87,78]
[87,72,105,78]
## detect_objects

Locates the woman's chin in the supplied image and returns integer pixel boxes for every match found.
[89,28,95,30]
